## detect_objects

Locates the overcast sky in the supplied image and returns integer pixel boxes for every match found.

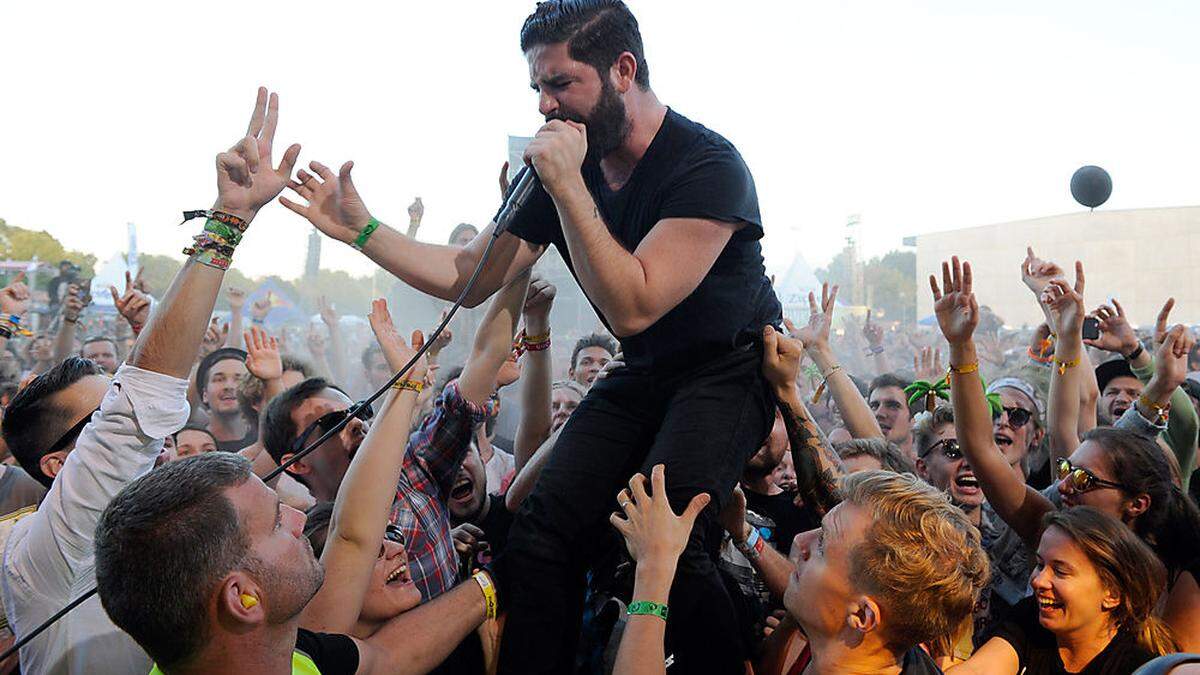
[2,0,1198,280]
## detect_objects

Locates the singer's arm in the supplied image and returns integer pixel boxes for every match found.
[548,177,740,337]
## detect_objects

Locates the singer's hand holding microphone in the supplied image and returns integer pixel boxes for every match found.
[523,119,588,196]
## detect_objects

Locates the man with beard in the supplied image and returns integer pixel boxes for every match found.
[283,2,779,670]
[197,347,254,452]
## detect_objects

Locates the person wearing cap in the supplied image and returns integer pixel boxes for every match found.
[196,347,253,452]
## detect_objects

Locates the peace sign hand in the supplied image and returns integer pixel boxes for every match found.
[787,282,839,354]
[214,87,302,223]
[109,270,151,329]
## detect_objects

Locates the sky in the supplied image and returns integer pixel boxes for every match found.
[2,0,1199,281]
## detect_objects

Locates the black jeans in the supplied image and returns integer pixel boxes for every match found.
[496,344,774,674]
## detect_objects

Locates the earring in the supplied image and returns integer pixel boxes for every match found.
[240,594,258,609]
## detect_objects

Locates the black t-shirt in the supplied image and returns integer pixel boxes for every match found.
[294,628,360,674]
[743,488,818,556]
[506,108,781,374]
[476,492,514,561]
[983,597,1154,674]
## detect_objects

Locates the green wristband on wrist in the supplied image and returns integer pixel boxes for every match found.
[351,217,382,251]
[627,600,668,621]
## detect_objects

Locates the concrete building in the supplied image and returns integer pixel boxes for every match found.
[915,206,1200,328]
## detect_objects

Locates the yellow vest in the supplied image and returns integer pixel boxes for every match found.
[150,651,321,675]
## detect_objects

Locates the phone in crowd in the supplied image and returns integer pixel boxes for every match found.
[1082,316,1100,340]
[75,278,93,303]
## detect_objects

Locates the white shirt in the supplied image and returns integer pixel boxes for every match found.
[484,446,515,495]
[2,365,189,674]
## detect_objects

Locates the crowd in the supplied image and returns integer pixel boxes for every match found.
[3,2,1200,674]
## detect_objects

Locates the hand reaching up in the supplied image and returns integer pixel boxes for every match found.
[1154,298,1177,348]
[226,287,247,312]
[610,465,710,569]
[1020,246,1065,297]
[110,271,151,330]
[787,282,838,354]
[862,309,885,350]
[244,326,282,382]
[1154,324,1194,393]
[214,87,301,223]
[199,318,228,358]
[0,272,31,319]
[281,159,373,246]
[762,325,803,391]
[930,256,978,345]
[1040,262,1085,340]
[407,197,424,224]
[367,298,428,383]
[914,346,943,382]
[1086,299,1139,357]
[317,296,339,329]
[251,293,272,322]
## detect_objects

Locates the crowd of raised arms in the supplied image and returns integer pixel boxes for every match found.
[4,11,1200,675]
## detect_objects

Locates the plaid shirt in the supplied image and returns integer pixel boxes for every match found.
[388,380,494,600]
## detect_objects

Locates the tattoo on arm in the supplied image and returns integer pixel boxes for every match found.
[778,397,845,516]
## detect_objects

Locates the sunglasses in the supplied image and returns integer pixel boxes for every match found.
[922,438,963,460]
[1056,459,1130,494]
[993,406,1033,428]
[47,406,101,455]
[289,402,374,454]
[384,523,407,548]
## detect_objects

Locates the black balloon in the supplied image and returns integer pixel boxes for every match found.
[1070,165,1112,208]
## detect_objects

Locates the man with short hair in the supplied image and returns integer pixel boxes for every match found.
[94,453,498,674]
[868,373,916,458]
[196,346,253,452]
[0,87,301,673]
[568,333,615,389]
[261,377,369,504]
[80,335,120,375]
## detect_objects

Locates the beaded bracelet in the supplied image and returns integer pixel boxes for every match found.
[180,210,248,271]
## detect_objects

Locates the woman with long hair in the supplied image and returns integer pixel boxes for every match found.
[951,507,1176,673]
[930,256,1200,649]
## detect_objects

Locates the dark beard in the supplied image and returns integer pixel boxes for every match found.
[548,77,629,162]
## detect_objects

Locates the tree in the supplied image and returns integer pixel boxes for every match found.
[0,217,97,282]
[816,249,916,324]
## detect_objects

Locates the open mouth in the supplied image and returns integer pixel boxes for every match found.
[994,433,1013,447]
[1036,596,1064,612]
[1112,404,1130,418]
[385,562,412,586]
[954,475,980,491]
[450,478,473,501]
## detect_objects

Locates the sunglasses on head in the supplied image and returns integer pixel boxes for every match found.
[993,406,1033,428]
[1056,458,1130,494]
[289,402,374,454]
[921,438,963,460]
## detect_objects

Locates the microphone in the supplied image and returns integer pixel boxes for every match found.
[493,164,541,237]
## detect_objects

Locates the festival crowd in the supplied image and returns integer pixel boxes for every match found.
[1,2,1199,674]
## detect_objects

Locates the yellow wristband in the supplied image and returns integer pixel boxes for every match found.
[392,379,424,394]
[1054,356,1080,376]
[947,362,979,376]
[473,570,498,620]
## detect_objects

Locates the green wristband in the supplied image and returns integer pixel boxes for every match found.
[351,217,382,251]
[627,600,668,621]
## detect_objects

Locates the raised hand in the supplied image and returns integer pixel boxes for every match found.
[718,484,750,542]
[862,309,885,350]
[1153,324,1193,393]
[523,275,557,323]
[109,271,152,329]
[498,162,511,200]
[428,309,453,355]
[306,325,328,357]
[407,197,424,224]
[1020,246,1065,297]
[226,287,247,312]
[930,256,979,345]
[0,272,31,318]
[787,282,839,353]
[913,346,943,382]
[317,296,338,328]
[367,298,428,383]
[1086,299,1139,356]
[1154,298,1177,348]
[250,293,272,322]
[762,325,804,390]
[451,523,490,563]
[244,326,283,382]
[1039,262,1086,339]
[214,87,301,223]
[610,465,711,567]
[199,317,228,358]
[62,284,91,322]
[131,267,149,294]
[280,159,373,245]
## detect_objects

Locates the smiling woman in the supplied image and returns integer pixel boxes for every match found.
[951,507,1175,675]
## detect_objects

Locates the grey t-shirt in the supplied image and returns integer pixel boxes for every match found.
[0,465,45,517]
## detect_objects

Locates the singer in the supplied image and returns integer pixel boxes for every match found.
[283,1,780,672]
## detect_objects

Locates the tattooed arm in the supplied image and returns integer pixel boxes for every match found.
[762,326,846,515]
